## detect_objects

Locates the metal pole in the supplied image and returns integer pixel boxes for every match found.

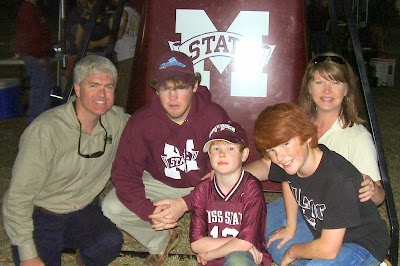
[327,0,342,52]
[343,0,399,264]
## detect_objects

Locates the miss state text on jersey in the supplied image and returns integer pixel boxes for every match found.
[207,210,243,226]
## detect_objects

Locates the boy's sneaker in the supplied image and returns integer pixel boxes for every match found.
[144,229,180,266]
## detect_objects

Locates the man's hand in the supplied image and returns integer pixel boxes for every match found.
[359,174,375,202]
[267,226,295,250]
[20,257,45,266]
[148,198,188,230]
[150,204,177,230]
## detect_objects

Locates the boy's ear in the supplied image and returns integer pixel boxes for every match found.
[241,148,250,162]
[192,82,199,93]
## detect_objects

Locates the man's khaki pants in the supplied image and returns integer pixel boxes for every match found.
[101,171,193,254]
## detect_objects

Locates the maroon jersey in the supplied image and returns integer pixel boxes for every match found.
[190,170,271,265]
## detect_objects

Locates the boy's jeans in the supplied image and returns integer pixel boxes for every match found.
[266,199,380,266]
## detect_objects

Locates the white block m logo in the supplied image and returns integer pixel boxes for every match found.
[169,10,275,97]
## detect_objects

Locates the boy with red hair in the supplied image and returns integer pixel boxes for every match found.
[253,103,389,266]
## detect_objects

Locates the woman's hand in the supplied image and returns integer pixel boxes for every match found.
[201,170,215,181]
[359,174,375,202]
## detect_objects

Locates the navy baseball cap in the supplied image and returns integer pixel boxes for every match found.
[203,121,248,152]
[153,51,194,83]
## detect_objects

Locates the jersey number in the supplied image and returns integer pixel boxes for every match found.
[210,225,239,238]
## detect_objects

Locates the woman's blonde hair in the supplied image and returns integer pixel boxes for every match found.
[298,52,364,128]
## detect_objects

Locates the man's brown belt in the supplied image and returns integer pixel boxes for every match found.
[34,206,66,217]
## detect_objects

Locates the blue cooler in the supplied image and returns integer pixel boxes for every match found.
[0,78,22,119]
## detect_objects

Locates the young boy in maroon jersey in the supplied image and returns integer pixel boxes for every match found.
[190,121,272,266]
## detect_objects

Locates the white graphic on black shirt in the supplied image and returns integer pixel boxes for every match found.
[161,139,199,179]
[290,184,326,230]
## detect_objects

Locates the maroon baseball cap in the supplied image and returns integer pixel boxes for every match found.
[153,51,194,83]
[203,121,248,152]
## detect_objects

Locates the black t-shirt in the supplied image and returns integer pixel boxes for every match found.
[269,144,390,262]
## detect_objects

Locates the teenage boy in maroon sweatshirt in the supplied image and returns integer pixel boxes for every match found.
[102,51,230,265]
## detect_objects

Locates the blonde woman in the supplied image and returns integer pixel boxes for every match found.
[299,52,385,205]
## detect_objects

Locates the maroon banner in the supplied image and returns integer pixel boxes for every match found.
[129,0,308,191]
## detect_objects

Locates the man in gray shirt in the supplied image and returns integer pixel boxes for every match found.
[2,55,129,266]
